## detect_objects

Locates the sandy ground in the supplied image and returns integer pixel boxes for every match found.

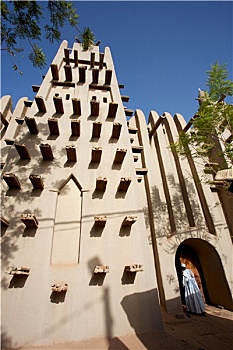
[5,305,233,350]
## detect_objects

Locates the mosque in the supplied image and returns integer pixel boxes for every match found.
[1,41,232,348]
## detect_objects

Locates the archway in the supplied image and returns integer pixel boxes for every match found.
[175,238,233,311]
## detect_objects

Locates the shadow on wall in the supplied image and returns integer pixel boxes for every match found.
[143,179,212,254]
[1,330,20,350]
[121,288,163,348]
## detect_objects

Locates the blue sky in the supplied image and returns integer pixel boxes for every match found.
[1,1,232,122]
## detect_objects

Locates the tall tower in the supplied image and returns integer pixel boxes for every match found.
[1,40,233,349]
[1,41,163,348]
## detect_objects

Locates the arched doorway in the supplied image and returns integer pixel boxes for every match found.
[175,238,233,311]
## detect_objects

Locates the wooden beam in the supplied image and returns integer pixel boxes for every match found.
[91,147,102,162]
[90,52,95,68]
[15,143,31,160]
[71,119,80,136]
[108,102,118,118]
[114,148,127,163]
[105,69,112,85]
[90,99,100,116]
[92,68,99,84]
[66,145,77,162]
[50,64,59,80]
[48,118,59,135]
[64,65,72,82]
[3,173,21,189]
[35,96,46,113]
[72,98,81,116]
[96,177,107,191]
[92,122,102,138]
[118,177,131,192]
[25,116,39,134]
[79,66,87,83]
[99,53,104,69]
[64,48,70,65]
[53,96,64,114]
[74,50,78,66]
[111,123,122,139]
[29,174,44,189]
[21,213,38,227]
[40,143,53,160]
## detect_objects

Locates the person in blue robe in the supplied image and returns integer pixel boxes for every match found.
[181,263,206,316]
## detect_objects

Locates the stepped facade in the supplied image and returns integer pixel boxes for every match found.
[1,41,232,348]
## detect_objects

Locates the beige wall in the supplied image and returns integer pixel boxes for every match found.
[1,42,162,348]
[1,40,232,349]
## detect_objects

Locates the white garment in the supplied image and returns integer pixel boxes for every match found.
[182,268,205,314]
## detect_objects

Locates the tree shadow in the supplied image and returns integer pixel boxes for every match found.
[121,288,163,349]
[143,175,213,255]
[1,330,20,350]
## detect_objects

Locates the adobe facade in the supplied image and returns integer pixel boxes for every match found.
[1,41,233,349]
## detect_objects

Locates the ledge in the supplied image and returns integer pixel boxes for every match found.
[122,216,137,226]
[128,127,138,134]
[51,283,68,292]
[52,81,75,88]
[131,145,143,153]
[32,85,40,92]
[94,265,109,274]
[21,213,38,227]
[121,96,130,102]
[125,109,134,117]
[89,83,111,91]
[135,168,148,175]
[6,266,30,276]
[94,216,107,227]
[125,264,143,272]
[24,100,33,107]
[4,139,15,145]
